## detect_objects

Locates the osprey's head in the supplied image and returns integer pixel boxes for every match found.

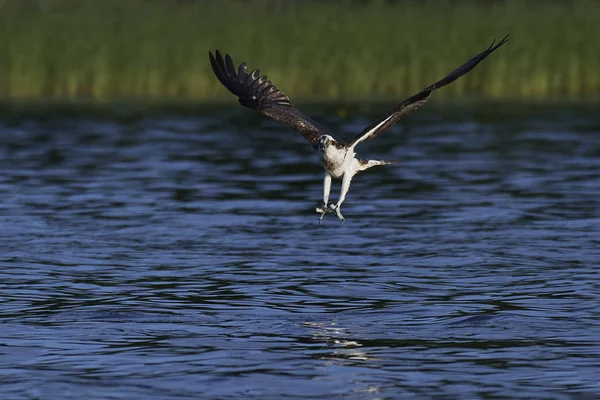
[317,135,336,150]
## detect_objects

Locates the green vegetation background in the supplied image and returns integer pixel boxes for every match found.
[0,0,598,101]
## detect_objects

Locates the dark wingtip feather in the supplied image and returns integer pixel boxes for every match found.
[209,50,230,89]
[238,62,248,82]
[225,54,237,77]
[208,50,293,111]
[489,34,510,52]
[427,34,510,92]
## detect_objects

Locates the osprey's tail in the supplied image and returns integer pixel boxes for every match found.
[358,159,400,172]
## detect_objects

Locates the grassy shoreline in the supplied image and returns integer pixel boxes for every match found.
[0,0,598,101]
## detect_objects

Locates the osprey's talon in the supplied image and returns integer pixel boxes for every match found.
[316,203,332,223]
[316,207,327,222]
[334,206,345,223]
[317,202,341,223]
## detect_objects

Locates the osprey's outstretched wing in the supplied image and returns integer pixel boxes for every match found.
[209,50,336,148]
[348,34,509,148]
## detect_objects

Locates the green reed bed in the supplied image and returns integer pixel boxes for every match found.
[0,0,598,101]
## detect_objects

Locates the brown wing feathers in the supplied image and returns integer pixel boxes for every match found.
[348,34,509,147]
[426,34,510,92]
[210,51,289,109]
[209,50,331,147]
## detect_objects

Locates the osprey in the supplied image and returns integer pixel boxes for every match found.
[209,35,509,222]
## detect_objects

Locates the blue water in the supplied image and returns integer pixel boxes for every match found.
[1,103,599,399]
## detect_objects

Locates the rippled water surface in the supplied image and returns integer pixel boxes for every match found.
[1,103,599,399]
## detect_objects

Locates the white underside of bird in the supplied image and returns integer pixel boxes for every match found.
[314,133,397,223]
